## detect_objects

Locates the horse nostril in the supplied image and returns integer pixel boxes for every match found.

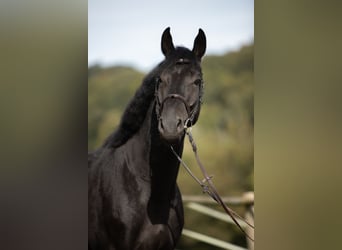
[177,119,182,128]
[159,119,164,131]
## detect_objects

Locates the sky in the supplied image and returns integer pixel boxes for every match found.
[89,0,254,71]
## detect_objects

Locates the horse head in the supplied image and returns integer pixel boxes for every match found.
[155,27,206,143]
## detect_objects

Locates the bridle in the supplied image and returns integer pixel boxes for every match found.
[154,76,204,129]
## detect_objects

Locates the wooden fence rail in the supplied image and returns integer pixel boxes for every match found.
[180,192,254,250]
[182,193,254,206]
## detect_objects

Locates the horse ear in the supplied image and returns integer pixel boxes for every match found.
[161,27,175,57]
[192,28,206,60]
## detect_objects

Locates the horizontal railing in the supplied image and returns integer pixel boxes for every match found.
[179,192,254,250]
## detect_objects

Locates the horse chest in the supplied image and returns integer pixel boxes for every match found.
[108,203,177,250]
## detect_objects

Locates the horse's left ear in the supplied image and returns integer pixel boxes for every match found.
[192,28,206,60]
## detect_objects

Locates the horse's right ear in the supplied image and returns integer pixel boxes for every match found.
[192,28,206,60]
[161,27,175,57]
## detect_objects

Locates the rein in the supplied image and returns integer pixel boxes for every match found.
[171,127,255,242]
[154,73,254,241]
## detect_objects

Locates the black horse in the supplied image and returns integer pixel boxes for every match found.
[89,27,206,250]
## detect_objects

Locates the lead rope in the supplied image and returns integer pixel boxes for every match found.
[171,127,255,242]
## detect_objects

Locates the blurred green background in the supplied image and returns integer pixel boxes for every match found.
[88,43,254,249]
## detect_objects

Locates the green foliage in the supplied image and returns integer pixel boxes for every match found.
[88,43,254,249]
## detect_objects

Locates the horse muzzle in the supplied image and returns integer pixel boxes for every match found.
[157,97,189,142]
[158,116,185,142]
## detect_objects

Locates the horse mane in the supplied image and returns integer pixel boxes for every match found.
[103,47,199,148]
[103,62,164,148]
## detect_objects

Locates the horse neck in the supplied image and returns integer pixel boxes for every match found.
[130,102,184,200]
[148,103,184,203]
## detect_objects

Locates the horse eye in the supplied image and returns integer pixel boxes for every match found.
[193,79,202,86]
[156,77,162,84]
